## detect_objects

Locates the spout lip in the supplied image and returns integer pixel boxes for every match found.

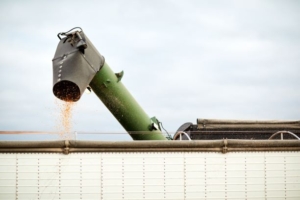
[53,80,81,102]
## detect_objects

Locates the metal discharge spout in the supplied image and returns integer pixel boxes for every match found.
[52,27,166,140]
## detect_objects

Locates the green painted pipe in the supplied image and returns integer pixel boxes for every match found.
[89,62,167,140]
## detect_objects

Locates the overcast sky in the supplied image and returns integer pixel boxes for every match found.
[0,0,299,140]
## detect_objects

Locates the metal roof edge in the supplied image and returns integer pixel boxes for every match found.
[0,140,300,154]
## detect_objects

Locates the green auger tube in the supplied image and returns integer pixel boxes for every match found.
[52,27,167,140]
[89,62,167,140]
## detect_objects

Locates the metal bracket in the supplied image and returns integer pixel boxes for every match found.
[102,79,111,88]
[150,122,159,131]
[222,139,228,154]
[115,71,124,82]
[57,27,83,40]
[149,117,162,131]
[63,140,70,155]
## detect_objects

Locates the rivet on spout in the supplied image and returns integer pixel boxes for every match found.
[58,74,61,77]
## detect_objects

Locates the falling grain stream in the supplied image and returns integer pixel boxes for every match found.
[55,100,76,139]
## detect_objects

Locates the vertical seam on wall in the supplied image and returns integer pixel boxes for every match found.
[245,156,247,200]
[38,158,40,200]
[163,157,166,199]
[122,157,124,200]
[184,153,186,200]
[284,156,287,200]
[15,155,18,200]
[225,157,227,200]
[204,156,207,200]
[100,154,103,200]
[143,155,145,199]
[80,157,82,199]
[59,157,61,200]
[264,154,267,200]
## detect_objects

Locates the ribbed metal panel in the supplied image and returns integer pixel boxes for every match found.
[0,152,300,199]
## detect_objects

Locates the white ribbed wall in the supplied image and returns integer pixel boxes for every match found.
[0,152,299,200]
